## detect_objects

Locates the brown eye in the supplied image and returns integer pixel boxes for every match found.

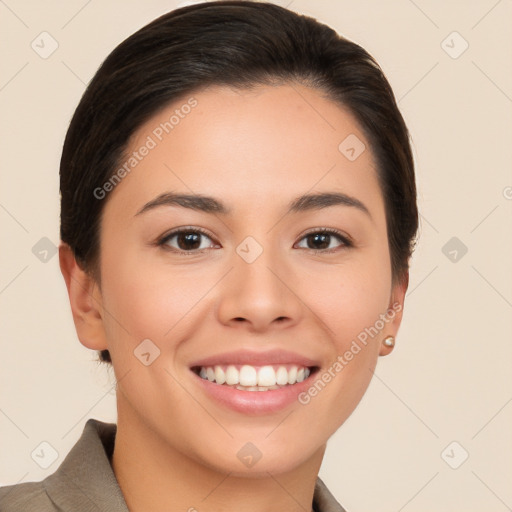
[296,229,352,252]
[158,228,218,253]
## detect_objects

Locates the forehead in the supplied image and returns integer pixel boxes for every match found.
[104,83,384,222]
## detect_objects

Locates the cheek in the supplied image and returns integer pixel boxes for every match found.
[99,247,218,358]
[303,255,392,347]
[297,292,388,440]
[296,250,392,413]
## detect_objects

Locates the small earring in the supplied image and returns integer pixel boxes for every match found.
[382,335,395,348]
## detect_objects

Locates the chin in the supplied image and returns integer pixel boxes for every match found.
[194,440,322,478]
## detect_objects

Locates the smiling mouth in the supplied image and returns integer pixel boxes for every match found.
[191,364,320,391]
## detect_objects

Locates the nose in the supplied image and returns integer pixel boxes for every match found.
[216,244,304,333]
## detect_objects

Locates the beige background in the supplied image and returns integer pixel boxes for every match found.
[1,0,511,510]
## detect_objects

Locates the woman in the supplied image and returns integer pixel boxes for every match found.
[0,1,418,510]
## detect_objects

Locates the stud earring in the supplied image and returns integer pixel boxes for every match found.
[382,335,395,348]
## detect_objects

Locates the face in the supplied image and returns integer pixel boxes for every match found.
[73,83,406,476]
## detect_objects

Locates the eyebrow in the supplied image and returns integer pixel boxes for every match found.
[135,191,371,218]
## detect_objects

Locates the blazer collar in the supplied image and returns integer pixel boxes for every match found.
[43,418,129,511]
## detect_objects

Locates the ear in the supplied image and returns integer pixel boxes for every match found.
[59,243,108,351]
[379,270,409,356]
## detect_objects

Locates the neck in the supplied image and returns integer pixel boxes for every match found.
[111,398,325,512]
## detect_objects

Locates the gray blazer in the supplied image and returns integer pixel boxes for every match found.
[0,418,347,511]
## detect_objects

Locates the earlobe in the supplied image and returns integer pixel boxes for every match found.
[379,270,409,356]
[58,243,108,351]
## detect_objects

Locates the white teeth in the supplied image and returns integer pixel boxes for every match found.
[276,366,288,386]
[287,366,297,384]
[225,365,239,385]
[235,384,279,392]
[196,364,313,388]
[257,365,276,387]
[239,365,258,386]
[214,366,226,385]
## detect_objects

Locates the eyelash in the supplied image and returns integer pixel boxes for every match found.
[156,226,353,255]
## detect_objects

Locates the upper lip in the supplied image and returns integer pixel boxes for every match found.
[189,349,321,368]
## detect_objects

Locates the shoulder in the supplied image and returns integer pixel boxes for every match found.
[0,418,123,512]
[0,480,56,511]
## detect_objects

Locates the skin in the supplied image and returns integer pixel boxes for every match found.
[59,83,408,512]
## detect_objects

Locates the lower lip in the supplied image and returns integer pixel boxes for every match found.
[191,370,318,415]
